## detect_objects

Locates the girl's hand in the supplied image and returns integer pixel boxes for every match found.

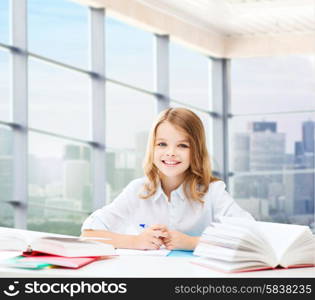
[132,224,168,250]
[163,230,199,250]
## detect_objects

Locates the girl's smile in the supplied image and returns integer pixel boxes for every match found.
[161,159,181,166]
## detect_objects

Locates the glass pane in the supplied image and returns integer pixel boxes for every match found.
[29,58,90,139]
[0,203,14,228]
[0,126,14,228]
[229,113,315,171]
[28,206,88,235]
[230,172,314,231]
[229,113,314,230]
[0,126,13,202]
[0,0,9,44]
[28,132,92,235]
[0,50,10,121]
[106,17,153,90]
[170,102,216,171]
[106,83,156,201]
[28,0,88,69]
[231,55,315,114]
[170,42,211,110]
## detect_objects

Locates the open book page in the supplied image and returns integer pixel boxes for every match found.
[29,236,114,257]
[217,217,314,267]
[0,226,76,252]
[0,227,40,251]
[194,242,270,265]
[0,227,113,257]
[208,223,269,251]
[192,257,272,273]
[279,233,315,267]
[202,222,277,266]
[254,222,312,265]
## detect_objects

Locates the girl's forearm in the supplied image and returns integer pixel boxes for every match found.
[81,229,136,249]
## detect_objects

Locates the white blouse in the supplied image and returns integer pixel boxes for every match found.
[81,177,254,236]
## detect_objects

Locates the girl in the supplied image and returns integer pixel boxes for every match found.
[81,108,253,250]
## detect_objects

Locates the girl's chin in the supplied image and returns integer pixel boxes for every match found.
[158,168,186,178]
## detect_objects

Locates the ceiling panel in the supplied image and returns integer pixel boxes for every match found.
[137,0,315,37]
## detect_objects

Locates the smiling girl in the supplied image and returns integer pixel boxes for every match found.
[81,108,253,250]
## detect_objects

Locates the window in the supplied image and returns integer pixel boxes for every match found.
[29,58,90,139]
[231,56,315,114]
[170,42,211,111]
[28,0,88,68]
[106,17,154,90]
[106,83,156,201]
[0,50,10,122]
[28,132,92,235]
[0,0,9,45]
[230,56,315,230]
[0,203,14,227]
[0,126,14,227]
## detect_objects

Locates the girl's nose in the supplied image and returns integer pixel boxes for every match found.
[166,146,176,156]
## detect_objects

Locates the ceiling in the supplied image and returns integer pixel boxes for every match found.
[73,0,315,57]
[136,0,315,37]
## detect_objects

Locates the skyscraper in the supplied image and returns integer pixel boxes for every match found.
[302,121,314,153]
[250,130,285,171]
[294,121,315,215]
[294,141,305,166]
[232,121,286,216]
[62,144,91,210]
[232,133,250,172]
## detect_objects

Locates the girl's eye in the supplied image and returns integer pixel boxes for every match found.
[179,144,189,148]
[157,142,167,147]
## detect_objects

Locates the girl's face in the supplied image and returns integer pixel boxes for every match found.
[153,121,191,181]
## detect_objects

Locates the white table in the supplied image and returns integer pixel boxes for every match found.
[0,227,314,278]
[0,251,314,278]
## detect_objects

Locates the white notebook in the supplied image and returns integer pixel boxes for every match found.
[116,248,170,256]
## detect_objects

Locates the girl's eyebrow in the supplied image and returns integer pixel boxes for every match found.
[156,138,189,143]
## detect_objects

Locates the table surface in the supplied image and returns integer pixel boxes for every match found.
[0,227,314,278]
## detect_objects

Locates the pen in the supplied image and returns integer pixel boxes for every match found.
[139,224,148,229]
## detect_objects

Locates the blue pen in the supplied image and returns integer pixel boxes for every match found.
[139,224,148,229]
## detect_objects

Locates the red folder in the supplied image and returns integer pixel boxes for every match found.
[20,251,101,269]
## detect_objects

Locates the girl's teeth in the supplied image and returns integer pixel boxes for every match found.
[164,161,178,165]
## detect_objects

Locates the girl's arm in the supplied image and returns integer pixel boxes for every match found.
[81,225,167,250]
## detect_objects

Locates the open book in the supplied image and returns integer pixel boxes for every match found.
[0,227,115,258]
[192,217,315,273]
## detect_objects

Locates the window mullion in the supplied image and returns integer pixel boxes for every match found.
[89,7,106,208]
[154,34,170,113]
[11,0,28,228]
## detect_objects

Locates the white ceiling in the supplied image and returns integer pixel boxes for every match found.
[136,0,315,37]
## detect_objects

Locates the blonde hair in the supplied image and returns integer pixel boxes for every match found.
[141,107,219,203]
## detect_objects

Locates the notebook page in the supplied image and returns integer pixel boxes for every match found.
[115,248,170,256]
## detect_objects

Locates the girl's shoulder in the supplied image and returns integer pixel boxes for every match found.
[208,179,226,190]
[202,180,226,198]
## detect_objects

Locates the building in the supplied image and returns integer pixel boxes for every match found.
[302,121,314,153]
